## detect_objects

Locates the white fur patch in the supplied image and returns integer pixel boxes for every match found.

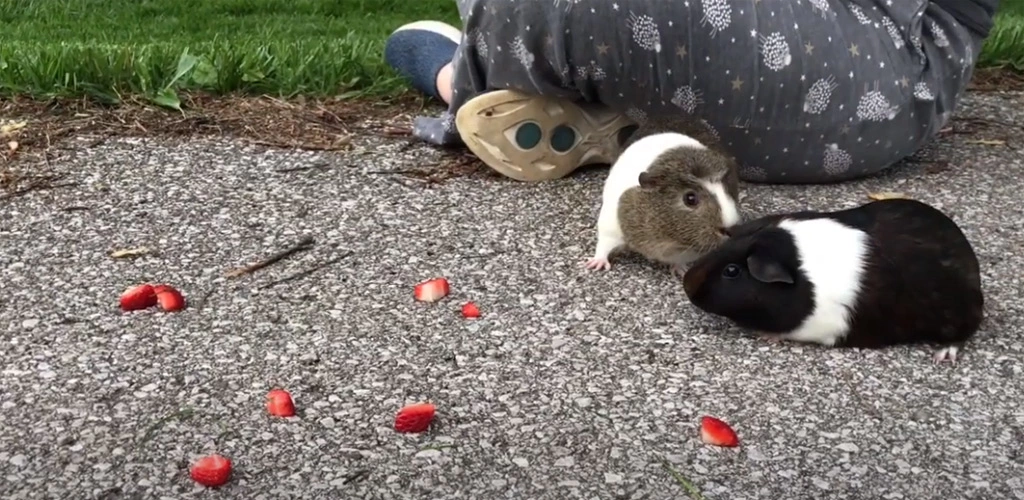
[777,218,869,346]
[601,132,706,210]
[700,180,741,227]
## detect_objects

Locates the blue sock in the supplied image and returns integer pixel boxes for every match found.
[384,22,461,101]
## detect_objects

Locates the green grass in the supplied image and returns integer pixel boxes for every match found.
[980,1,1024,70]
[0,0,460,107]
[0,0,1021,108]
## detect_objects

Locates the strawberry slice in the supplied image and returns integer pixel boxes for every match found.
[413,278,449,303]
[700,416,739,447]
[120,284,158,311]
[461,302,481,318]
[266,389,296,417]
[189,454,232,487]
[394,402,436,433]
[154,285,186,312]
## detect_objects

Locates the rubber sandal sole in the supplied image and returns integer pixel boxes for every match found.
[455,89,636,182]
[390,20,462,44]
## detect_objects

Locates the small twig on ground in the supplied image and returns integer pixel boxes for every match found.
[246,138,350,151]
[256,251,353,290]
[956,116,1024,132]
[43,133,52,169]
[366,167,434,177]
[193,286,219,313]
[275,162,330,173]
[224,235,316,278]
[659,457,707,500]
[0,180,79,201]
[140,407,196,443]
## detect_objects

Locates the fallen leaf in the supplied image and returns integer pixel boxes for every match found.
[867,191,908,201]
[965,139,1006,146]
[0,121,27,137]
[110,247,151,258]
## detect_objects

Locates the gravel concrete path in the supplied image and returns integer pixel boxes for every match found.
[1,91,1023,499]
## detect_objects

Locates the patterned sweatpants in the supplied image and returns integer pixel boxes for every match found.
[412,0,984,184]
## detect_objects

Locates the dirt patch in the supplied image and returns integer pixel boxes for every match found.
[967,67,1024,92]
[0,91,496,198]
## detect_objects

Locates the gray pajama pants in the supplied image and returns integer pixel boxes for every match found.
[412,0,984,183]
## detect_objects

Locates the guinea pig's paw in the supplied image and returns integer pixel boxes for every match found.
[584,257,612,271]
[932,346,959,365]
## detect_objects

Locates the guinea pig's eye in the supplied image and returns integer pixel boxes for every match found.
[683,192,699,207]
[722,264,741,279]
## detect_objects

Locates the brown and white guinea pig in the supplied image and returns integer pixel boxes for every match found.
[681,198,985,364]
[584,116,742,275]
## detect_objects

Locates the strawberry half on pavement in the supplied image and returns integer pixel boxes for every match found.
[413,278,450,303]
[266,389,296,417]
[461,302,481,318]
[394,402,436,433]
[120,284,158,311]
[700,416,740,447]
[190,454,232,487]
[153,285,186,312]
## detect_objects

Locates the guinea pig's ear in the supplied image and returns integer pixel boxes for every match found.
[637,170,661,189]
[746,252,794,284]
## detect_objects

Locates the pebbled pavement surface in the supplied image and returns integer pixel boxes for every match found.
[1,91,1023,500]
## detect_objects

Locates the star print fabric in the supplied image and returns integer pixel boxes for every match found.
[414,0,984,183]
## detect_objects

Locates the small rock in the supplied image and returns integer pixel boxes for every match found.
[554,456,575,467]
[745,447,768,461]
[22,319,39,329]
[512,457,529,468]
[319,417,336,428]
[574,397,592,408]
[9,455,26,467]
[491,479,507,488]
[837,443,860,453]
[604,473,623,484]
[559,480,581,487]
[812,478,830,490]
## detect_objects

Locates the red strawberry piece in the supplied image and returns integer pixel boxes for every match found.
[700,416,739,447]
[120,284,158,311]
[461,302,481,318]
[154,285,186,312]
[413,278,450,303]
[394,402,436,433]
[189,454,232,487]
[266,389,296,417]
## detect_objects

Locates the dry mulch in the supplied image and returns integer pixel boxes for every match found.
[0,92,496,199]
[966,67,1024,92]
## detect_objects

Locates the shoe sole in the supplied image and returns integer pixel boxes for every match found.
[391,20,462,44]
[455,89,635,182]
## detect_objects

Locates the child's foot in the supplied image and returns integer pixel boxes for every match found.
[383,21,461,101]
[455,89,638,182]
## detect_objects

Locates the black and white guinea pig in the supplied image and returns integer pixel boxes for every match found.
[681,198,985,364]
